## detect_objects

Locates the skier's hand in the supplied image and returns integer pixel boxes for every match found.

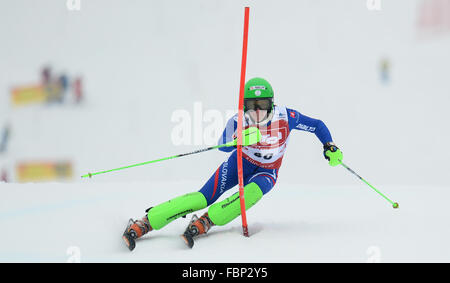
[231,127,261,147]
[323,142,343,167]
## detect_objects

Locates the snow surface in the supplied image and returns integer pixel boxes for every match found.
[1,0,450,262]
[0,181,448,262]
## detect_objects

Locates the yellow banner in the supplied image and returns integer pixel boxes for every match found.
[16,161,73,182]
[11,84,48,106]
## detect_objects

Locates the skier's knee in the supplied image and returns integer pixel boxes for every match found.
[251,176,276,195]
[207,182,263,226]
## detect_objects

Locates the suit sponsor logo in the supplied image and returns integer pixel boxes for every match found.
[296,124,316,132]
[219,161,228,194]
[167,209,194,221]
[221,195,240,209]
[260,133,283,145]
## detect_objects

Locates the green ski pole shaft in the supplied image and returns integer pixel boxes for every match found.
[340,161,399,209]
[81,144,225,178]
[81,127,262,179]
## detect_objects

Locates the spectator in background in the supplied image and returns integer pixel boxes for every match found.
[1,169,7,183]
[380,57,391,85]
[41,66,51,85]
[57,73,69,103]
[42,66,57,103]
[41,66,65,104]
[41,66,84,105]
[73,77,83,104]
[0,123,10,154]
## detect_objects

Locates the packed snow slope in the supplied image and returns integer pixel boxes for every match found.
[0,181,448,263]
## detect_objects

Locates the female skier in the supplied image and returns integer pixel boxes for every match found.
[122,77,343,250]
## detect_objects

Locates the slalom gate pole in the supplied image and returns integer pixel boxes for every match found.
[237,7,250,237]
[340,161,399,209]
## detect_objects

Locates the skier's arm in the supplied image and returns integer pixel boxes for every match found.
[217,115,238,153]
[286,108,343,166]
[286,108,333,144]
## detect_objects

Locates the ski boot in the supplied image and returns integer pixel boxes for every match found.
[122,216,152,251]
[181,213,214,248]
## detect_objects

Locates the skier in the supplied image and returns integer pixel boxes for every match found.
[122,77,343,250]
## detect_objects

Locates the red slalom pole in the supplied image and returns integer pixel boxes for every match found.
[237,7,250,237]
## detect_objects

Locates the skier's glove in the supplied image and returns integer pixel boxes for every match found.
[230,127,261,148]
[323,142,343,167]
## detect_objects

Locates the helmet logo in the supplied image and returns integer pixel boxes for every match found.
[249,86,266,90]
[255,90,261,96]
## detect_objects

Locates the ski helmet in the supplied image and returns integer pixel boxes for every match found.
[243,77,274,114]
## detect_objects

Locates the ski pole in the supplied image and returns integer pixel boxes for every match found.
[340,161,399,209]
[81,127,261,179]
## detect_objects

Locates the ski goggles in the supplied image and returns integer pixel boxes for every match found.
[244,98,273,111]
